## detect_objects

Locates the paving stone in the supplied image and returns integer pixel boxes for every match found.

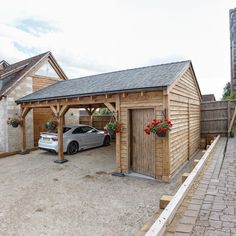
[209,212,220,221]
[201,203,212,210]
[191,226,205,235]
[184,210,199,217]
[208,220,222,229]
[222,221,234,228]
[175,224,193,233]
[165,138,236,236]
[204,229,230,236]
[180,216,197,225]
[188,204,201,211]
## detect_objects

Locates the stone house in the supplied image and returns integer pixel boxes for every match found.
[0,52,79,153]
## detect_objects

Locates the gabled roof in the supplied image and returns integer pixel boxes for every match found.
[16,60,191,104]
[0,52,68,98]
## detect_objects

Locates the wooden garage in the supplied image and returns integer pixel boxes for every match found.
[16,60,202,181]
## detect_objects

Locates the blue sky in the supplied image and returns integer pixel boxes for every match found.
[0,0,236,99]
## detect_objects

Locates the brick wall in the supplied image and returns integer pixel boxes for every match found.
[65,108,80,125]
[0,98,7,152]
[5,76,34,152]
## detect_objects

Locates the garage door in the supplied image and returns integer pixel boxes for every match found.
[131,109,155,177]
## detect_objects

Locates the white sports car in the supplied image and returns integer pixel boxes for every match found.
[38,125,111,155]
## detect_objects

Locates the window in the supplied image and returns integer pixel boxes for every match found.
[72,127,84,134]
[63,127,71,133]
[81,126,93,133]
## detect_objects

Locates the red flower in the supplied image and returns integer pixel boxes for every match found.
[152,119,159,126]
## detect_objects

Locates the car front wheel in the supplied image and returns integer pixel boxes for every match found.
[67,141,79,155]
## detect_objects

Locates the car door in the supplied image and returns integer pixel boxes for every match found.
[81,126,96,148]
[88,128,104,146]
[81,126,100,148]
[72,127,88,149]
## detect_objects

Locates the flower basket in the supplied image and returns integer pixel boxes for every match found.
[44,120,58,131]
[7,117,21,128]
[156,131,166,137]
[104,119,121,135]
[144,118,173,137]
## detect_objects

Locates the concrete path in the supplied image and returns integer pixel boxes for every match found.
[165,137,236,236]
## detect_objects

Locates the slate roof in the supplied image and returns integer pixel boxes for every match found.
[0,52,49,97]
[16,60,191,104]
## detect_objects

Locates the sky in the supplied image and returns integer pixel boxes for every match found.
[0,0,236,100]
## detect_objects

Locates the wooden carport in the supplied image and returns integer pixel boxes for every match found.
[16,60,202,181]
[18,94,121,169]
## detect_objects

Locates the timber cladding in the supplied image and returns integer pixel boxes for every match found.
[32,77,60,146]
[168,68,201,177]
[119,91,164,180]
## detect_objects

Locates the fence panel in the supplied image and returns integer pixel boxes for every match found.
[201,101,236,136]
[79,116,111,130]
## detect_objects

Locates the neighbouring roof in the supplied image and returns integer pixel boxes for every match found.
[0,52,49,97]
[0,60,10,70]
[16,60,192,104]
[0,52,68,98]
[202,94,216,102]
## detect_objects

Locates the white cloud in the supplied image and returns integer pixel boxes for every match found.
[0,0,236,99]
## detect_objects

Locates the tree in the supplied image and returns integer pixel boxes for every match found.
[95,108,112,116]
[222,82,231,100]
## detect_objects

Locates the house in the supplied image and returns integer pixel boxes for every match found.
[16,60,202,181]
[0,52,79,153]
[202,94,216,102]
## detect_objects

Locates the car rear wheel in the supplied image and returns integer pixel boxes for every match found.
[67,141,79,155]
[103,136,111,146]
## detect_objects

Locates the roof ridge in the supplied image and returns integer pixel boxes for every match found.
[70,60,191,81]
[4,51,49,69]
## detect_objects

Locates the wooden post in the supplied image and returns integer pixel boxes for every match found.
[227,101,231,137]
[20,118,27,153]
[54,105,69,164]
[20,106,31,155]
[188,101,190,160]
[228,106,236,136]
[85,108,96,126]
[115,95,122,174]
[162,91,170,181]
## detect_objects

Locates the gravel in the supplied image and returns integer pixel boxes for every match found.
[0,143,200,236]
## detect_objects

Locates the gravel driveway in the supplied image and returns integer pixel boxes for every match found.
[0,143,190,236]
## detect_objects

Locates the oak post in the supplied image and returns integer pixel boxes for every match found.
[115,95,122,173]
[162,91,170,181]
[54,105,69,164]
[57,116,64,161]
[20,106,31,155]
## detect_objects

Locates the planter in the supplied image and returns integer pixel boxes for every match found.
[156,131,166,137]
[12,123,19,128]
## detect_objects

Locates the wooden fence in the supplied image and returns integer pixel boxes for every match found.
[201,100,236,136]
[80,115,111,130]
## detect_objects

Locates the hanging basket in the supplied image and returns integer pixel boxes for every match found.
[156,131,166,137]
[12,123,19,128]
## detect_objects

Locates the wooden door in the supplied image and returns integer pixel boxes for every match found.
[131,109,155,177]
